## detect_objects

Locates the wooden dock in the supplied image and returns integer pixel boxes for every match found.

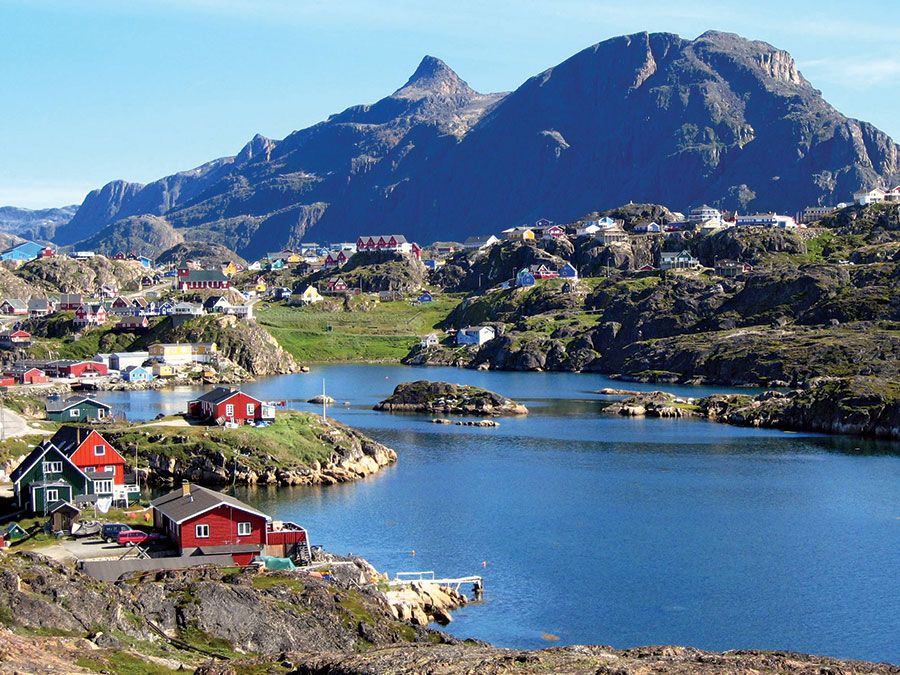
[390,570,484,594]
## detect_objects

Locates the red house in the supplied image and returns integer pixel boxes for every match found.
[49,426,128,487]
[55,360,109,378]
[151,483,270,565]
[542,225,566,239]
[8,366,49,385]
[187,387,272,425]
[325,278,349,294]
[73,303,107,326]
[177,269,231,291]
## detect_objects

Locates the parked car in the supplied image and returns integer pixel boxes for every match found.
[116,530,163,547]
[101,523,131,542]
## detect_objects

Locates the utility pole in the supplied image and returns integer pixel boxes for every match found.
[322,378,327,423]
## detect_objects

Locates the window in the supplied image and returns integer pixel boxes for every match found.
[225,404,234,418]
[195,524,210,538]
[246,403,255,416]
[46,488,58,502]
[42,461,62,473]
[97,408,105,419]
[237,521,252,536]
[94,444,105,456]
[93,480,112,494]
[69,409,80,418]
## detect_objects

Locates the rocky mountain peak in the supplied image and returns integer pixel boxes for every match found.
[394,55,477,100]
[235,133,275,164]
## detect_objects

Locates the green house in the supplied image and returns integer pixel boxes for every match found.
[45,396,112,422]
[9,442,91,514]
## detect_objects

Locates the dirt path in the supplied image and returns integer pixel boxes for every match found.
[0,408,52,439]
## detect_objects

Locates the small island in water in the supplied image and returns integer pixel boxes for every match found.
[374,380,529,416]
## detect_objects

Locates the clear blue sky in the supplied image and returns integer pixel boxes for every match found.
[2,0,898,208]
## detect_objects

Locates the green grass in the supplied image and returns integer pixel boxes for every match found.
[108,410,338,470]
[251,575,306,593]
[256,295,461,362]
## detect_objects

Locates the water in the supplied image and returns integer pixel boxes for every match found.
[94,365,900,663]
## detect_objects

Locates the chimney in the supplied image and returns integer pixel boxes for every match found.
[181,480,191,498]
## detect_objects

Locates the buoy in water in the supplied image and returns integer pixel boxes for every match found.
[482,560,487,568]
[410,549,416,556]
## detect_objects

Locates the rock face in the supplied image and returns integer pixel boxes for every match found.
[375,380,528,415]
[14,255,148,294]
[63,32,899,255]
[604,391,695,418]
[0,204,77,241]
[72,214,185,258]
[699,377,900,439]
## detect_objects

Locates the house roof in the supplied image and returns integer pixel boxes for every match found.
[191,386,260,406]
[48,426,109,456]
[151,483,269,524]
[45,396,112,413]
[184,269,228,282]
[2,299,27,309]
[48,500,80,515]
[27,298,52,310]
[9,440,89,485]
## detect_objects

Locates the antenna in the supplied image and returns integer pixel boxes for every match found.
[322,378,327,422]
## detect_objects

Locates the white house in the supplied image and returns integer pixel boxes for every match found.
[296,286,323,305]
[853,188,886,206]
[660,250,701,271]
[688,205,723,224]
[227,303,254,320]
[420,333,440,348]
[456,326,496,346]
[463,235,500,250]
[173,302,204,316]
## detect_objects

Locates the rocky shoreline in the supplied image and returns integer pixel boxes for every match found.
[0,552,894,674]
[374,380,528,416]
[602,377,900,440]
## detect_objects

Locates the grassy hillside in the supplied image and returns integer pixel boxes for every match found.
[256,294,461,362]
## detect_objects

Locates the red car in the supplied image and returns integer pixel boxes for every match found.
[116,529,163,546]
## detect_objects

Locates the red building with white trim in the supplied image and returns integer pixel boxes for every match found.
[187,387,273,425]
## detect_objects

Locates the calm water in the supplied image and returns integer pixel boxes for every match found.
[94,366,900,663]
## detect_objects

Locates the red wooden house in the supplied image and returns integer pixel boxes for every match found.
[55,360,109,378]
[325,278,349,294]
[531,264,559,280]
[74,303,107,326]
[49,426,128,489]
[542,225,566,239]
[151,483,270,565]
[323,251,348,268]
[187,387,272,425]
[8,366,49,385]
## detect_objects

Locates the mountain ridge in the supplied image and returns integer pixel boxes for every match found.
[58,31,900,256]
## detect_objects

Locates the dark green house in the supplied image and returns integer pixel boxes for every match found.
[9,442,91,514]
[45,396,112,422]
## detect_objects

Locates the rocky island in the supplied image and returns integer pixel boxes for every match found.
[374,380,528,416]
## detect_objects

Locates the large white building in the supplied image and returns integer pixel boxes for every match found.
[735,213,798,229]
[688,205,723,224]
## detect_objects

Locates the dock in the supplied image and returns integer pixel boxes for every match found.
[390,570,484,595]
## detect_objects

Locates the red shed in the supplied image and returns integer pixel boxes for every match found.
[152,483,270,565]
[58,361,109,378]
[187,387,271,425]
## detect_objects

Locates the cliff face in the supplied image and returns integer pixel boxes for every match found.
[64,32,899,256]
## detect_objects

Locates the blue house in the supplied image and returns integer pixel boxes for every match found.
[417,291,434,303]
[0,241,43,262]
[559,263,578,279]
[122,365,154,383]
[516,268,536,287]
[137,256,153,269]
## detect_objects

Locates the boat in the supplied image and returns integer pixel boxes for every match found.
[70,521,101,538]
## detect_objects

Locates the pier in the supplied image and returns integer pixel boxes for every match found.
[390,570,484,595]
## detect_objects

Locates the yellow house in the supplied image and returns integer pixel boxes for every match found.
[502,227,535,241]
[299,285,323,305]
[286,253,302,264]
[149,343,194,365]
[152,363,175,378]
[220,261,239,277]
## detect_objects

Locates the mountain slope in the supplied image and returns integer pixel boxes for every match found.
[67,32,900,255]
[0,204,77,241]
[73,214,184,257]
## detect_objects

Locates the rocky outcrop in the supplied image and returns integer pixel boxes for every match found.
[604,391,696,418]
[108,412,397,488]
[374,380,528,415]
[384,582,469,627]
[698,377,900,439]
[14,255,148,295]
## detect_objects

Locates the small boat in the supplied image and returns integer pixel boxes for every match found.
[71,521,101,538]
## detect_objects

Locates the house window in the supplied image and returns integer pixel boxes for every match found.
[195,524,210,538]
[46,488,59,502]
[97,408,106,419]
[237,522,252,536]
[69,409,80,417]
[94,445,105,456]
[93,480,112,494]
[42,461,62,473]
[246,403,255,416]
[225,404,234,418]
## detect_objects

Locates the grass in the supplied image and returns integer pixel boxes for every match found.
[76,651,176,674]
[256,294,461,362]
[108,410,338,470]
[251,575,306,593]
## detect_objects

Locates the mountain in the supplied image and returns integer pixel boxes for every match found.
[72,214,184,257]
[65,31,899,257]
[0,205,77,241]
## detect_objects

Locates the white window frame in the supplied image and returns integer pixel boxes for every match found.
[237,521,252,536]
[246,403,255,416]
[225,404,234,418]
[69,409,80,418]
[94,444,105,456]
[195,524,210,539]
[42,461,63,473]
[93,480,112,495]
[45,488,59,502]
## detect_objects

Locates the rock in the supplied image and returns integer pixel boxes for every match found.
[375,381,527,416]
[307,395,336,404]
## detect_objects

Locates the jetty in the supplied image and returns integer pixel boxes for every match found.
[390,570,484,595]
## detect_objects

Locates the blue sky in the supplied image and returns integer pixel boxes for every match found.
[2,0,898,208]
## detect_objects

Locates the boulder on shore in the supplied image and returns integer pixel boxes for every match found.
[375,380,528,416]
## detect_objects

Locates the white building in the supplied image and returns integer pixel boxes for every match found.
[688,205,723,224]
[735,213,798,229]
[420,333,440,348]
[462,235,500,250]
[853,188,886,206]
[660,250,701,271]
[456,326,496,346]
[173,302,204,316]
[110,351,150,371]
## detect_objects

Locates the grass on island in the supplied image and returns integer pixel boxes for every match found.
[108,410,338,470]
[256,294,462,362]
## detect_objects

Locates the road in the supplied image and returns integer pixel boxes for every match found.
[0,407,52,439]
